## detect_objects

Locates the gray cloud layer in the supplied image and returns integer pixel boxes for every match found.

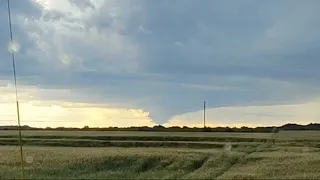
[1,0,320,123]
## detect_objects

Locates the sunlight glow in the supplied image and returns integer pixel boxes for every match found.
[60,54,71,66]
[8,41,20,54]
[165,102,320,128]
[34,0,51,10]
[0,84,155,128]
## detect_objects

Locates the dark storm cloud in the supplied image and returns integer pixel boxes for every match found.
[1,0,320,123]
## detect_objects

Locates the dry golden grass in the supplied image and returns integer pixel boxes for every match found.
[0,145,319,179]
[0,130,319,179]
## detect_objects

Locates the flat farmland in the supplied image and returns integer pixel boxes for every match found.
[0,130,319,140]
[0,130,319,179]
[0,130,272,138]
[0,146,319,179]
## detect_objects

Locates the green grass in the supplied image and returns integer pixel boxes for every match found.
[0,130,273,138]
[1,130,319,141]
[0,134,270,142]
[0,138,264,149]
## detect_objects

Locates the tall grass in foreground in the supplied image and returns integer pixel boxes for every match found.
[0,146,320,179]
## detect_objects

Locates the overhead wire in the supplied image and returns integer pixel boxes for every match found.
[6,0,25,179]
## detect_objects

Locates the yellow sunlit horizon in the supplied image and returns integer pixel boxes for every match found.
[1,83,319,128]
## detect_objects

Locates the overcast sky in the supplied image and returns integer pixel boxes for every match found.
[0,0,320,128]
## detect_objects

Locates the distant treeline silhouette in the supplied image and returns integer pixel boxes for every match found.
[0,123,319,132]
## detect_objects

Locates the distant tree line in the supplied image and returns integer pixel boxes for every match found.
[0,123,319,132]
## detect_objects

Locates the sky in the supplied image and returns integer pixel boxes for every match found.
[1,0,320,128]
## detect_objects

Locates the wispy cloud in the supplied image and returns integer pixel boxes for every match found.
[139,25,152,33]
[174,41,184,47]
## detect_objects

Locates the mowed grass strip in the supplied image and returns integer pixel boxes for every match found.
[0,130,273,138]
[0,134,269,142]
[1,130,319,142]
[0,138,262,149]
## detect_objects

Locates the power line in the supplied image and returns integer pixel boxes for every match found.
[6,0,25,179]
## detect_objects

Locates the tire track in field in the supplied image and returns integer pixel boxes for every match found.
[214,142,274,179]
[215,131,278,179]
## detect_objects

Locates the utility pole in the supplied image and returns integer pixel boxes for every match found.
[203,101,206,128]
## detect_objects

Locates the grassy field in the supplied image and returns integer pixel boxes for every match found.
[0,130,319,179]
[0,130,273,138]
[1,130,320,140]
